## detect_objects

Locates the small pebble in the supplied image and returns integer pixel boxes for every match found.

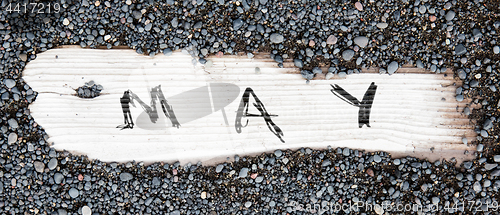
[81,206,92,215]
[354,2,363,11]
[69,188,79,198]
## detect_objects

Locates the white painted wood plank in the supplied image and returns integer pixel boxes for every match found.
[23,47,476,165]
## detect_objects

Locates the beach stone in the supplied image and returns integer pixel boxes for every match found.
[294,59,303,68]
[325,72,334,80]
[201,192,207,199]
[4,79,15,88]
[7,133,17,144]
[494,155,500,162]
[34,161,45,173]
[81,206,92,215]
[69,188,79,198]
[494,46,499,54]
[48,158,58,170]
[120,173,133,181]
[19,54,27,61]
[484,119,493,130]
[239,168,249,178]
[485,163,498,171]
[326,35,337,44]
[233,18,243,30]
[255,176,264,183]
[270,33,284,43]
[473,181,482,193]
[446,11,455,20]
[387,61,399,74]
[458,69,467,79]
[342,49,355,61]
[354,2,363,11]
[377,23,388,29]
[274,150,283,157]
[312,67,322,74]
[216,164,224,173]
[455,44,467,55]
[54,173,64,184]
[301,70,314,80]
[354,36,369,48]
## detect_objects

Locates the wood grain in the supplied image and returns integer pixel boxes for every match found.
[23,47,476,165]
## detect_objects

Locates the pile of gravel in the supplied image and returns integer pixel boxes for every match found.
[1,0,500,214]
[75,81,103,99]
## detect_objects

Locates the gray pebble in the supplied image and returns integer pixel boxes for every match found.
[480,130,488,137]
[274,150,282,157]
[416,60,424,68]
[54,173,64,184]
[69,188,79,198]
[338,72,347,78]
[455,44,467,56]
[7,133,17,144]
[270,33,284,44]
[483,119,493,130]
[387,61,399,75]
[81,206,92,215]
[354,36,369,48]
[464,107,470,115]
[377,22,388,29]
[255,67,261,74]
[445,11,456,21]
[484,163,498,171]
[464,161,473,169]
[494,155,500,162]
[325,72,334,80]
[419,5,427,14]
[294,59,303,68]
[239,168,249,178]
[301,70,314,80]
[57,209,67,215]
[34,161,45,173]
[255,176,264,183]
[494,46,500,54]
[233,18,244,31]
[373,155,381,163]
[477,144,483,152]
[216,164,224,173]
[342,148,350,156]
[194,21,203,29]
[342,49,355,61]
[245,201,252,208]
[458,69,467,79]
[473,181,482,193]
[4,79,15,88]
[120,173,134,181]
[48,158,58,170]
[312,67,322,74]
[432,197,439,204]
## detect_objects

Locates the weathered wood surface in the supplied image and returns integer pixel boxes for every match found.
[23,47,476,165]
